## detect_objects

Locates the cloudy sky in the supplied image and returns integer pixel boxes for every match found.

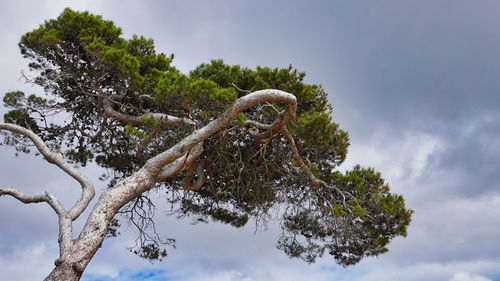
[1,1,500,280]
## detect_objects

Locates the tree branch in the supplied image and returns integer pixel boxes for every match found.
[102,95,198,127]
[0,123,95,220]
[279,127,358,212]
[0,187,65,213]
[0,186,73,256]
[180,143,206,191]
[157,142,204,182]
[280,127,324,188]
[244,109,291,144]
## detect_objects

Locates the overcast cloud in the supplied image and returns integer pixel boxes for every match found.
[1,1,500,280]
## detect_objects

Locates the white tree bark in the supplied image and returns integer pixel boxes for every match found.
[0,89,299,281]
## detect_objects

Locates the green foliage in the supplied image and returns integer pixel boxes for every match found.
[3,92,41,134]
[124,125,146,139]
[3,91,25,107]
[331,204,348,217]
[289,111,338,148]
[236,113,247,126]
[2,8,412,267]
[153,69,187,103]
[189,59,243,87]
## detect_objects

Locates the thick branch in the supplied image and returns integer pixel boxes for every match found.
[157,141,204,181]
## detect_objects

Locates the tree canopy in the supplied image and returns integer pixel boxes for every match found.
[0,8,412,280]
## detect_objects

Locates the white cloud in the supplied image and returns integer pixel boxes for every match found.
[0,243,56,281]
[181,270,254,281]
[339,127,447,212]
[385,194,500,263]
[81,256,500,281]
[450,272,492,281]
[341,127,444,185]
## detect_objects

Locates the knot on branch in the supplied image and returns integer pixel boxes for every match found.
[248,127,271,144]
[54,258,64,266]
[72,261,85,274]
[312,179,326,188]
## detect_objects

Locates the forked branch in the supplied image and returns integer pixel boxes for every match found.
[0,123,95,221]
[0,187,65,215]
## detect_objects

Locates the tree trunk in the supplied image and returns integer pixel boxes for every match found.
[44,261,82,281]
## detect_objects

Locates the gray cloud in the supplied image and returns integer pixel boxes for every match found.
[2,1,500,280]
[424,113,500,196]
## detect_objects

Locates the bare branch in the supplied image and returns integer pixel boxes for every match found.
[0,123,95,221]
[0,187,65,214]
[244,111,287,131]
[229,82,251,94]
[248,127,272,144]
[0,186,73,256]
[102,95,198,127]
[280,127,324,188]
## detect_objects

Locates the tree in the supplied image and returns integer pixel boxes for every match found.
[0,8,412,281]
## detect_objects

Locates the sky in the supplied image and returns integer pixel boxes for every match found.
[1,0,500,280]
